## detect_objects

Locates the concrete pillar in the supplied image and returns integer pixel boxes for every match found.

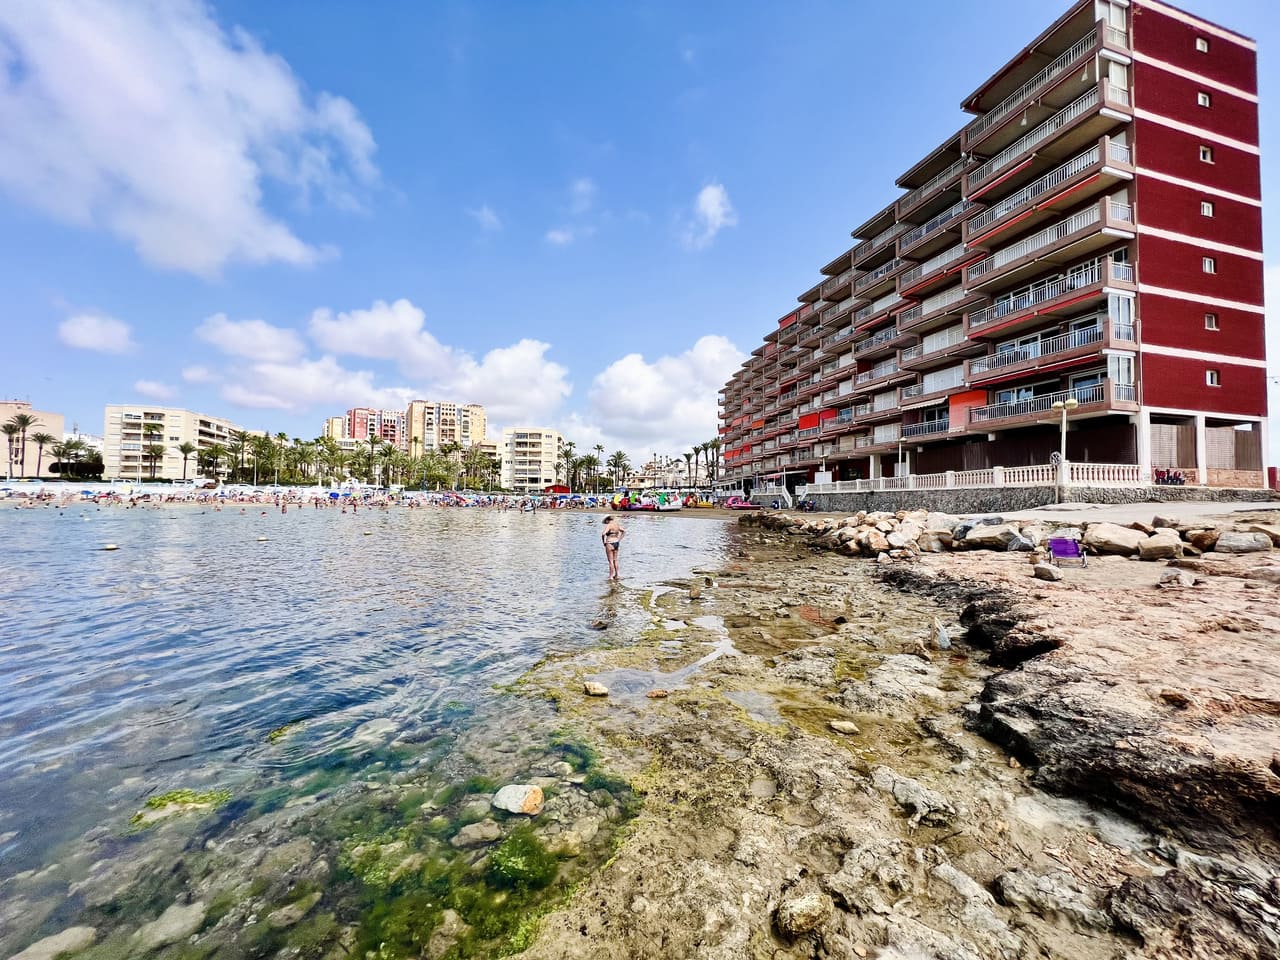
[1135,408,1152,481]
[1194,414,1208,486]
[1260,418,1272,489]
[870,455,882,480]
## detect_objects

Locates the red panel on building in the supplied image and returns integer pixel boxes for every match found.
[798,413,820,429]
[1132,61,1258,143]
[1140,353,1266,414]
[1132,119,1260,200]
[1137,292,1265,357]
[1134,176,1261,249]
[1136,234,1263,303]
[819,409,838,421]
[1133,4,1257,95]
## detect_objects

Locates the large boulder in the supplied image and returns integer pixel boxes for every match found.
[1243,524,1280,547]
[1082,522,1145,555]
[1213,531,1273,555]
[1187,528,1221,552]
[1137,530,1184,560]
[960,522,1022,550]
[924,512,962,533]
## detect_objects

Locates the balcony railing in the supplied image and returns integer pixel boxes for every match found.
[854,326,901,354]
[969,380,1130,424]
[968,203,1109,282]
[920,284,967,317]
[898,199,976,250]
[898,157,967,213]
[798,427,820,439]
[822,296,857,323]
[899,243,968,288]
[854,222,906,261]
[900,343,923,362]
[823,326,855,349]
[856,257,906,292]
[901,383,924,399]
[1105,25,1129,48]
[856,291,901,323]
[856,360,899,384]
[967,255,1130,330]
[897,304,923,327]
[822,268,856,295]
[902,418,949,438]
[966,33,1098,142]
[969,86,1106,189]
[966,144,1102,235]
[970,322,1125,374]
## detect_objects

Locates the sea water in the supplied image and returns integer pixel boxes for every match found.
[0,504,732,952]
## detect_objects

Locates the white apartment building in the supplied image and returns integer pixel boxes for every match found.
[406,401,487,454]
[499,427,564,493]
[103,404,242,481]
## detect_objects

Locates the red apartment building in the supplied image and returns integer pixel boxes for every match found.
[719,0,1267,492]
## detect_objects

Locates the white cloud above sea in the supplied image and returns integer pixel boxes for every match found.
[0,0,376,276]
[682,183,736,250]
[57,312,136,354]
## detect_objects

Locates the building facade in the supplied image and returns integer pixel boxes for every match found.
[1,400,65,479]
[720,0,1267,491]
[102,405,241,481]
[405,401,487,455]
[343,408,407,449]
[499,427,564,493]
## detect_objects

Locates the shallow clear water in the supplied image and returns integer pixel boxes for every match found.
[0,504,732,881]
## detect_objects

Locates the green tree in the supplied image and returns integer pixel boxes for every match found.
[145,443,167,479]
[8,412,39,477]
[29,432,56,479]
[176,441,198,481]
[229,430,249,482]
[683,451,694,488]
[2,422,19,479]
[579,454,600,493]
[606,450,630,488]
[203,443,228,481]
[708,438,721,482]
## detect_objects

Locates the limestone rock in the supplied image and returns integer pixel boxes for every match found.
[960,522,1021,550]
[491,784,545,815]
[450,819,502,847]
[646,688,669,698]
[828,719,860,735]
[1188,528,1221,552]
[1158,569,1198,588]
[924,512,962,533]
[10,927,97,960]
[351,718,396,743]
[994,869,1111,932]
[267,892,321,929]
[1005,534,1035,552]
[133,901,207,952]
[1244,523,1280,546]
[1082,522,1145,555]
[583,681,609,697]
[1244,566,1280,584]
[774,881,830,939]
[1032,563,1063,582]
[1151,515,1179,529]
[1214,531,1272,554]
[1137,530,1184,560]
[870,765,956,827]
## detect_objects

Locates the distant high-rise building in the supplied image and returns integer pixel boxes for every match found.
[406,400,487,455]
[344,408,406,449]
[499,427,564,493]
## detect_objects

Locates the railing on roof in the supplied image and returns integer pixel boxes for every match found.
[898,157,967,212]
[966,32,1098,141]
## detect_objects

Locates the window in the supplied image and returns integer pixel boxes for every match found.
[1199,145,1214,163]
[1202,257,1217,274]
[1196,37,1210,53]
[1205,313,1219,330]
[1197,91,1212,107]
[1201,200,1215,217]
[1206,369,1220,386]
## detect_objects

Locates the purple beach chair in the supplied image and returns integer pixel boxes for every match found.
[1047,536,1088,568]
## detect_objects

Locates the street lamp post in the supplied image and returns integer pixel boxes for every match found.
[1051,397,1080,495]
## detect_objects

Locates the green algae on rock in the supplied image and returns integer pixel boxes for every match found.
[129,789,232,826]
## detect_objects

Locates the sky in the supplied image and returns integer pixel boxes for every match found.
[0,0,1276,465]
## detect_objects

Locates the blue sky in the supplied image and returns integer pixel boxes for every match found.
[1,0,1276,463]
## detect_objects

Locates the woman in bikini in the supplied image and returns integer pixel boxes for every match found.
[601,515,625,581]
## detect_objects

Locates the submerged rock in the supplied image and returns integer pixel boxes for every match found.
[492,783,545,815]
[351,718,397,743]
[828,719,860,735]
[451,819,502,847]
[10,927,97,960]
[133,901,207,952]
[583,681,609,697]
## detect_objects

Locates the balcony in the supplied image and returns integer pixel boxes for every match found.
[898,198,976,260]
[965,255,1136,338]
[902,417,951,439]
[852,222,908,268]
[899,282,983,334]
[822,410,856,434]
[966,198,1134,292]
[899,324,982,371]
[965,81,1132,200]
[855,257,910,299]
[968,379,1138,429]
[966,318,1137,383]
[898,242,973,298]
[822,325,856,350]
[821,267,858,300]
[853,325,908,360]
[854,290,903,327]
[853,359,911,393]
[896,156,967,222]
[855,424,904,450]
[963,29,1100,155]
[964,137,1134,245]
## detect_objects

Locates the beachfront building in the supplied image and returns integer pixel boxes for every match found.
[1,399,65,479]
[499,427,564,493]
[719,0,1267,493]
[405,400,487,456]
[343,408,406,449]
[102,404,241,481]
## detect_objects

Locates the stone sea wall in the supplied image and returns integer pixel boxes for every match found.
[800,484,1279,514]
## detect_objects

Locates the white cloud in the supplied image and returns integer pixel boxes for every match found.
[134,379,175,400]
[545,227,575,246]
[570,177,597,214]
[467,205,502,231]
[0,0,376,276]
[196,313,306,363]
[584,335,744,453]
[181,365,218,383]
[221,355,413,413]
[682,183,737,250]
[446,339,571,425]
[308,298,455,379]
[57,312,136,353]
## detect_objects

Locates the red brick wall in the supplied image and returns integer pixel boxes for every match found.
[1131,118,1261,199]
[1132,4,1257,94]
[1136,234,1263,302]
[1138,292,1265,357]
[1140,353,1266,413]
[1132,61,1258,143]
[1134,176,1261,248]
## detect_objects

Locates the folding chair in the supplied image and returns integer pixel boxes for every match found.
[1047,537,1088,568]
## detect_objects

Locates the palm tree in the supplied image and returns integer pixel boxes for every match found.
[2,422,19,480]
[579,454,601,493]
[607,450,630,488]
[8,413,39,477]
[145,443,167,479]
[683,451,694,488]
[204,443,228,481]
[229,430,249,482]
[274,432,288,486]
[708,438,721,483]
[176,441,198,481]
[29,432,56,479]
